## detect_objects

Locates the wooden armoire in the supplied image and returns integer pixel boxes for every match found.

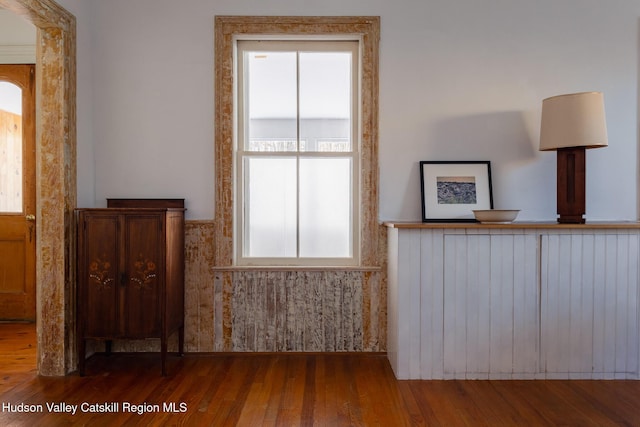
[76,199,185,376]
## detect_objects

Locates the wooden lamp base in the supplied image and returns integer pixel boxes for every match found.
[556,146,586,224]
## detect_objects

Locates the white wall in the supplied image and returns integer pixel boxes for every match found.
[51,1,640,220]
[379,1,639,221]
[0,11,35,112]
[0,9,35,45]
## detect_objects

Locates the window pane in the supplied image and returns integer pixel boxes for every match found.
[299,158,351,257]
[236,39,360,265]
[299,52,352,152]
[0,82,23,213]
[246,52,297,152]
[245,157,297,257]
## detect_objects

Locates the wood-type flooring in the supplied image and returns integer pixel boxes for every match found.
[1,323,639,426]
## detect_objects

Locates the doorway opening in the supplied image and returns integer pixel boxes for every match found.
[0,0,77,376]
[0,64,36,322]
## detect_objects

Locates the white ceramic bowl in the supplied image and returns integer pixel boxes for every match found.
[472,209,520,224]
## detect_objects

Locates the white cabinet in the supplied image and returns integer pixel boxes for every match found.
[387,223,640,380]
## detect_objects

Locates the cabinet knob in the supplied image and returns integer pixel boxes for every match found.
[26,214,36,221]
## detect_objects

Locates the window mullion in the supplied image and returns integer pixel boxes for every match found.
[295,50,301,259]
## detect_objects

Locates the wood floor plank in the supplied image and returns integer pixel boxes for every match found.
[318,354,339,426]
[472,381,547,425]
[535,380,608,426]
[490,380,564,425]
[360,356,408,426]
[562,380,640,426]
[299,356,316,425]
[410,381,478,426]
[2,323,640,426]
[0,322,37,395]
[332,355,361,426]
[256,356,284,426]
[233,356,273,426]
[275,355,306,426]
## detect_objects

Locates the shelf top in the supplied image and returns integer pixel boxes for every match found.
[384,221,640,230]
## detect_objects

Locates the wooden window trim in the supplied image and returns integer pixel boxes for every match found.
[214,16,380,268]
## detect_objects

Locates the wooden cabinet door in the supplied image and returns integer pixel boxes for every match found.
[122,214,164,337]
[80,213,120,338]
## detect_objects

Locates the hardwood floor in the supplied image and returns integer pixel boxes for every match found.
[1,323,640,426]
[0,322,37,395]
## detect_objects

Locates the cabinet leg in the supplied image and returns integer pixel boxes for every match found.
[161,338,167,376]
[105,340,112,356]
[78,339,86,377]
[178,325,184,357]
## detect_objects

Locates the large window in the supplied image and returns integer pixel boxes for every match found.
[214,16,380,269]
[236,40,359,266]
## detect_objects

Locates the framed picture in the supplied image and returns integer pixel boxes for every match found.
[420,161,493,222]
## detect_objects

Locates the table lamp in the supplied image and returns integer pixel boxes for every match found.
[539,92,608,223]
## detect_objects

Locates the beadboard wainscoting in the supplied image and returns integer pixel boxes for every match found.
[386,222,640,380]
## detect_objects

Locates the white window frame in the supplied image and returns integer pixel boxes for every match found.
[234,39,361,267]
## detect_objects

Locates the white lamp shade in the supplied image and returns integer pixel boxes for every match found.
[539,92,608,151]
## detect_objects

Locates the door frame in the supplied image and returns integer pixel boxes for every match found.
[0,0,76,376]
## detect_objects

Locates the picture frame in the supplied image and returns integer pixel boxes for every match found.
[419,160,493,222]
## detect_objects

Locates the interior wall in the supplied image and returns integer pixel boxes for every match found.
[0,9,36,42]
[3,0,638,373]
[0,9,36,64]
[77,0,640,221]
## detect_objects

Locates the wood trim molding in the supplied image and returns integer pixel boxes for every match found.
[213,15,381,268]
[0,0,77,376]
[213,17,383,353]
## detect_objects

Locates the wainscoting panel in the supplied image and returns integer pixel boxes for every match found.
[232,270,364,352]
[184,221,216,352]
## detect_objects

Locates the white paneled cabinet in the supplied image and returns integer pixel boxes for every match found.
[387,223,640,380]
